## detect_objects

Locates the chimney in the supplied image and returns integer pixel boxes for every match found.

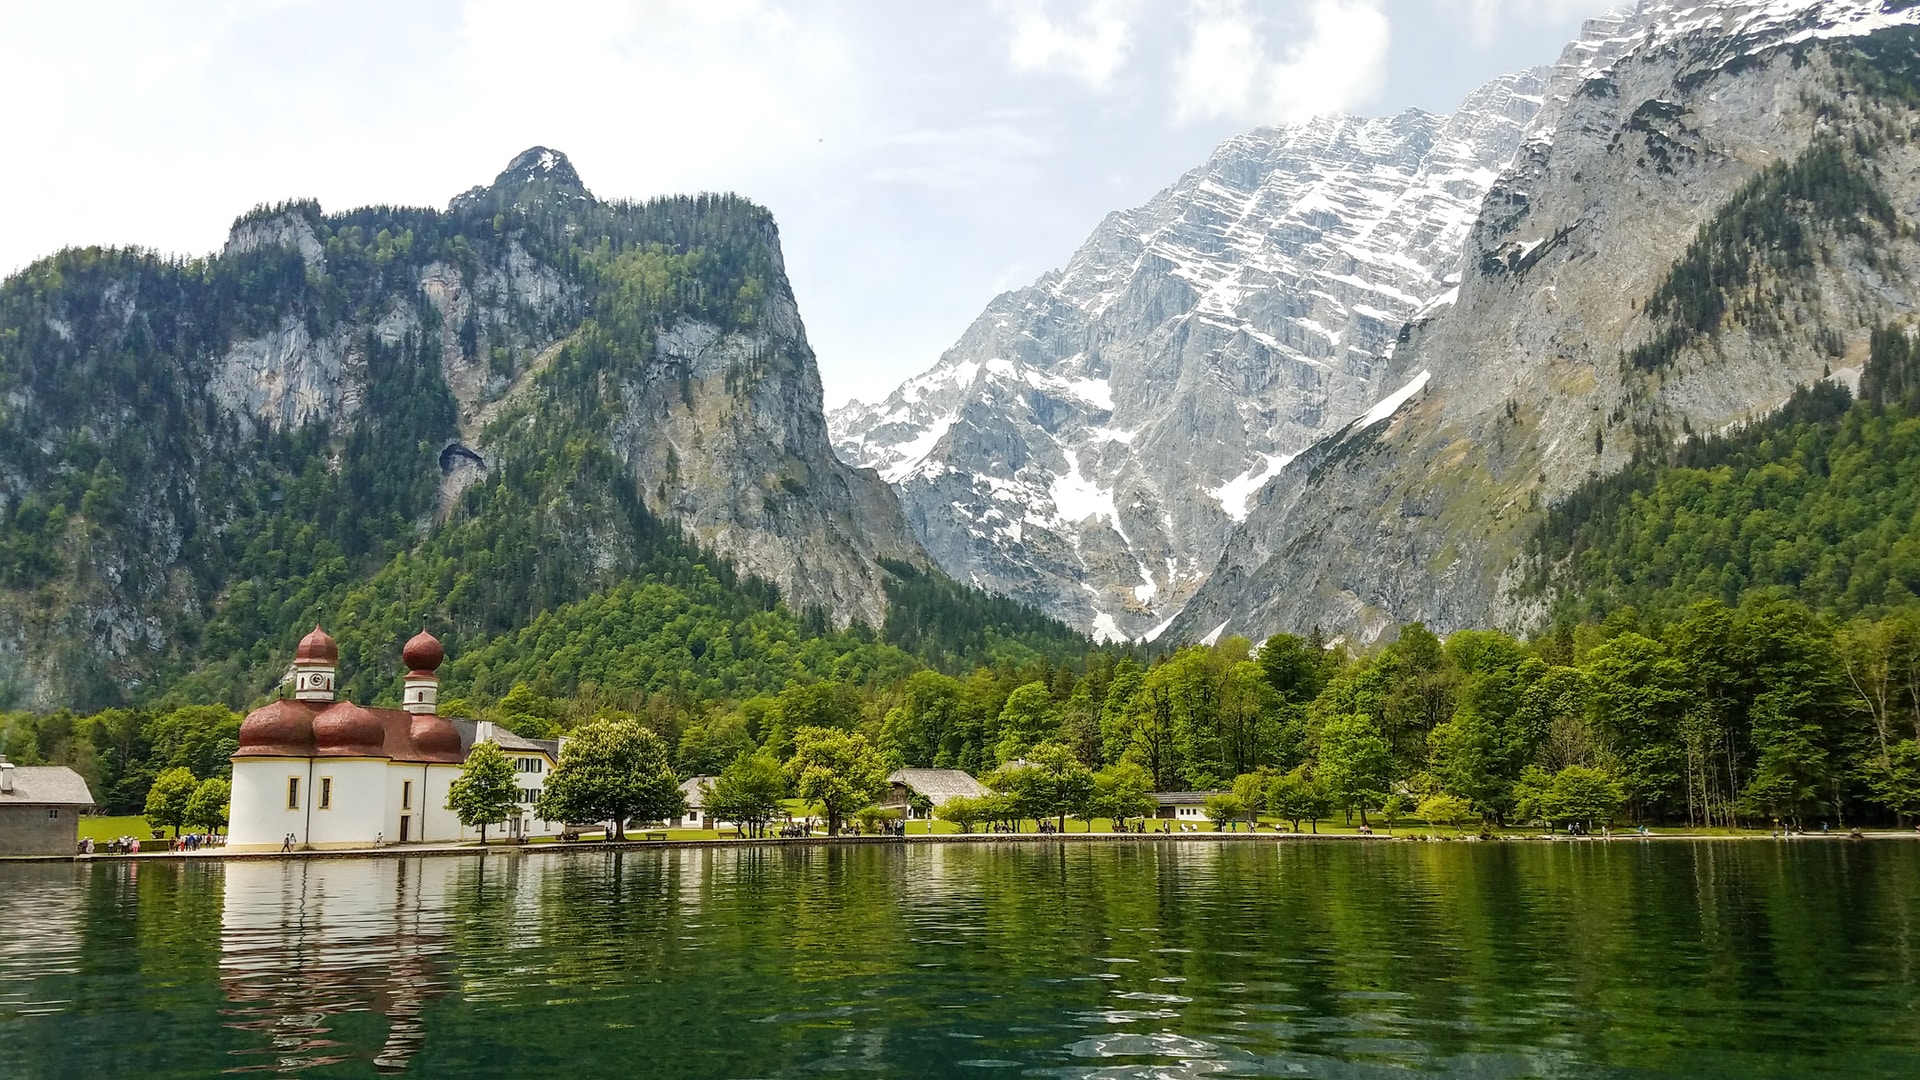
[477,721,494,745]
[1,755,13,794]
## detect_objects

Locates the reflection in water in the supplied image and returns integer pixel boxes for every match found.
[220,859,459,1073]
[2,841,1920,1077]
[0,867,83,1018]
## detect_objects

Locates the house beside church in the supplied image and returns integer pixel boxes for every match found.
[0,757,95,856]
[448,720,566,841]
[230,625,567,851]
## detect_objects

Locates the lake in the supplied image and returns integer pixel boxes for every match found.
[2,838,1917,1077]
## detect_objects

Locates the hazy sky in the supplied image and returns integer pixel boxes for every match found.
[0,1,1608,407]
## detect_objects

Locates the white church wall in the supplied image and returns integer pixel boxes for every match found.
[229,758,314,851]
[305,759,388,849]
[418,764,462,842]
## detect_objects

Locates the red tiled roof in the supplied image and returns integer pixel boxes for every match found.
[236,698,322,757]
[236,700,463,763]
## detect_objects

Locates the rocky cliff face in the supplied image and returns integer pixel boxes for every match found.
[0,147,924,708]
[606,263,924,630]
[1169,0,1920,646]
[831,73,1546,642]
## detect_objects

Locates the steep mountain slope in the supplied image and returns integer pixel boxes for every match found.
[831,73,1547,642]
[0,148,928,709]
[1170,0,1920,646]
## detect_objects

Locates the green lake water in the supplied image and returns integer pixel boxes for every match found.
[2,839,1917,1078]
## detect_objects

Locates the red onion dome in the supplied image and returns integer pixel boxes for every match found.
[408,715,464,761]
[236,699,319,757]
[312,701,388,757]
[402,629,444,675]
[294,624,339,665]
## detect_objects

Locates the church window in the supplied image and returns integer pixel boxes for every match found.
[319,777,333,810]
[287,777,301,810]
[48,808,59,819]
[402,780,413,810]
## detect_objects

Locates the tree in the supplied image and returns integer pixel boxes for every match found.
[994,681,1060,764]
[988,741,1094,830]
[1232,771,1268,828]
[1266,766,1328,833]
[1091,761,1156,828]
[702,751,786,837]
[850,805,896,834]
[1866,739,1920,822]
[496,682,566,740]
[1258,633,1330,704]
[676,713,757,777]
[1428,706,1508,822]
[1380,792,1410,835]
[786,726,888,836]
[185,777,230,835]
[1218,662,1281,778]
[1515,765,1626,831]
[145,766,198,839]
[1202,793,1244,831]
[448,740,520,843]
[536,719,683,840]
[936,795,985,833]
[1316,714,1391,824]
[1418,793,1475,836]
[1551,765,1626,827]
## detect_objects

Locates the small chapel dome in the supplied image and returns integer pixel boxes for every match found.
[312,701,388,757]
[295,624,339,665]
[402,629,445,674]
[237,698,319,757]
[408,714,464,760]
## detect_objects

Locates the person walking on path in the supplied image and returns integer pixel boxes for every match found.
[281,832,295,854]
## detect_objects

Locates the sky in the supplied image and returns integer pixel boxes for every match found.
[0,0,1610,408]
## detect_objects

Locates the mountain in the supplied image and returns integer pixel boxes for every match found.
[831,72,1548,643]
[1168,0,1920,646]
[0,148,933,709]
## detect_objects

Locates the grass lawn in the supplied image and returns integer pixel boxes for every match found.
[78,815,158,843]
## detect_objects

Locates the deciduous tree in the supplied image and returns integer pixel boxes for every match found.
[536,719,683,840]
[786,726,887,836]
[448,740,520,843]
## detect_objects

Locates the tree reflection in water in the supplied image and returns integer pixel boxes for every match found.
[4,842,1920,1077]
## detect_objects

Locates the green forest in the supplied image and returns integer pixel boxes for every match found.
[12,198,1920,830]
[10,32,1920,834]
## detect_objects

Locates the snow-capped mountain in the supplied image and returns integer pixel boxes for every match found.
[831,71,1547,641]
[1167,0,1920,647]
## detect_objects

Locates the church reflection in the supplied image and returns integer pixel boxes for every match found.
[219,857,463,1073]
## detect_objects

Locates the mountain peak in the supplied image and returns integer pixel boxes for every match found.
[449,145,590,214]
[498,146,583,190]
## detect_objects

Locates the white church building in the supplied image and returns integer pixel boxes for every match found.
[229,625,564,851]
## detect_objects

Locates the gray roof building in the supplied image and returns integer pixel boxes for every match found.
[1,758,96,857]
[885,768,987,805]
[446,719,557,757]
[680,776,715,809]
[0,760,95,807]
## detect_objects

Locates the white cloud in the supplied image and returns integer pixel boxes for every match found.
[1173,0,1389,126]
[1442,0,1602,45]
[1003,0,1136,89]
[451,0,864,193]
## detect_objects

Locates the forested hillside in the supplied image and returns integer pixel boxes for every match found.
[0,149,961,711]
[1528,325,1920,624]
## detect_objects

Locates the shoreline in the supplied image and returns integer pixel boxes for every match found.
[7,827,1917,864]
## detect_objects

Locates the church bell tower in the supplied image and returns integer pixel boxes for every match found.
[291,625,339,702]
